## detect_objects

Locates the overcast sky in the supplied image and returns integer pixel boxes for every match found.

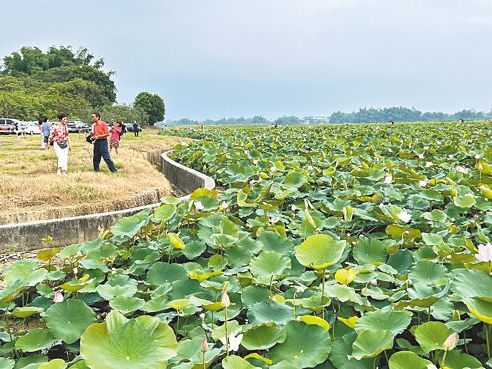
[1,0,491,120]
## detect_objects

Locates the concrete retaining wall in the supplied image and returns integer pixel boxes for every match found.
[0,150,215,253]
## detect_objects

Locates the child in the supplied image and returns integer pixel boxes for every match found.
[110,121,124,154]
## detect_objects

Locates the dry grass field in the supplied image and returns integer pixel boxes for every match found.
[0,128,182,224]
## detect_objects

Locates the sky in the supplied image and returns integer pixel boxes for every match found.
[1,0,491,120]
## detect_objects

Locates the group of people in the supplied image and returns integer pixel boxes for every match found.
[42,113,129,176]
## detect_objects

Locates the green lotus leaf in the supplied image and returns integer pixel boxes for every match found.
[414,321,454,353]
[324,284,362,303]
[355,310,411,335]
[257,231,295,255]
[13,354,48,368]
[110,210,150,238]
[68,361,90,369]
[109,296,146,315]
[80,310,178,369]
[0,357,14,369]
[247,302,294,325]
[329,332,373,369]
[241,324,286,350]
[249,251,291,282]
[147,262,188,285]
[0,279,26,303]
[388,351,432,369]
[39,359,67,369]
[349,329,394,360]
[45,299,96,344]
[464,297,492,324]
[439,350,483,369]
[353,238,388,265]
[15,328,57,352]
[241,286,270,305]
[2,260,48,287]
[452,269,492,299]
[12,306,44,318]
[222,355,261,369]
[97,275,138,301]
[385,225,420,240]
[295,234,346,269]
[268,321,331,369]
[153,204,177,222]
[409,260,448,285]
[453,194,476,208]
[283,171,307,188]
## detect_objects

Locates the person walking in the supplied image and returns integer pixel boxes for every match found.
[47,114,71,176]
[41,117,51,150]
[90,113,118,173]
[132,121,139,137]
[110,121,123,154]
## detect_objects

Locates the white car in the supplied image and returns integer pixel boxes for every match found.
[18,121,41,135]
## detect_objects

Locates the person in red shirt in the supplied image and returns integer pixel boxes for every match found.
[90,113,118,173]
[110,121,124,154]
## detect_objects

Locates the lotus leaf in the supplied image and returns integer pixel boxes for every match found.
[15,329,57,352]
[222,355,261,369]
[349,329,394,360]
[355,310,411,335]
[80,310,178,369]
[414,321,454,353]
[387,351,432,369]
[241,324,286,350]
[295,234,346,269]
[45,299,96,344]
[268,321,331,369]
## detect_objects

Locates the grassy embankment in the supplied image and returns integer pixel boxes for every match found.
[0,129,183,224]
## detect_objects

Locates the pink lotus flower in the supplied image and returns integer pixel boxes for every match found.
[221,291,231,308]
[443,332,458,351]
[476,243,492,263]
[53,291,64,303]
[201,337,208,352]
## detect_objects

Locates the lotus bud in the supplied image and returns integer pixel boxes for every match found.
[221,291,231,308]
[443,332,458,351]
[53,291,64,303]
[452,310,461,321]
[201,337,208,352]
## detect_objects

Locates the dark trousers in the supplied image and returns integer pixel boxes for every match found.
[134,130,139,137]
[93,139,117,172]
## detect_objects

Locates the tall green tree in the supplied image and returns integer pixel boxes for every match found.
[133,92,165,125]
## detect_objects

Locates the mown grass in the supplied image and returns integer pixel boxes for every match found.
[0,129,182,224]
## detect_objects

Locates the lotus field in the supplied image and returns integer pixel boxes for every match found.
[3,121,492,369]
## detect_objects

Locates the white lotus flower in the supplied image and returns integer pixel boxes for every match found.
[291,204,298,211]
[456,166,469,174]
[425,161,433,168]
[384,173,393,184]
[475,154,482,159]
[419,179,428,187]
[476,243,492,263]
[220,333,243,352]
[270,166,277,172]
[418,153,424,159]
[397,210,411,223]
[194,201,204,211]
[220,201,229,210]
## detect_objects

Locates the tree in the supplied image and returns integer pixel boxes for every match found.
[134,92,165,125]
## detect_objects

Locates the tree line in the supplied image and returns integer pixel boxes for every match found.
[0,46,165,124]
[168,107,491,126]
